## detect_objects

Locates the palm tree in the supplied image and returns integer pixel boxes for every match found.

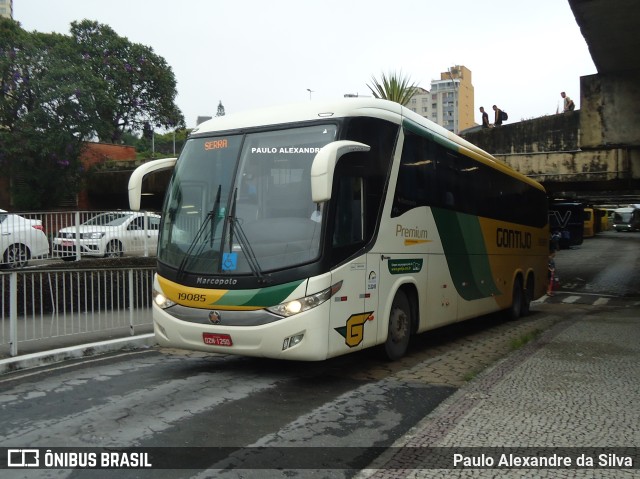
[367,71,419,106]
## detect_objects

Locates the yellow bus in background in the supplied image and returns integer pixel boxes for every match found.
[583,208,595,238]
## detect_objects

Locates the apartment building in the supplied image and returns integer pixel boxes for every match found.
[0,0,13,19]
[407,65,475,134]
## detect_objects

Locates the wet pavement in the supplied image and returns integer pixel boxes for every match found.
[1,299,639,478]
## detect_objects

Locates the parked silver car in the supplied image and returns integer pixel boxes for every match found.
[0,209,50,268]
[52,211,161,260]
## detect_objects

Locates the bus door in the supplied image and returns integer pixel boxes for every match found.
[327,176,378,356]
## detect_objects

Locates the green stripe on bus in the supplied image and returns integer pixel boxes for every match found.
[210,280,305,307]
[402,119,460,151]
[432,208,500,300]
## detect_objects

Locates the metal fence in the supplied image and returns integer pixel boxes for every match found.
[1,267,156,357]
[0,210,159,268]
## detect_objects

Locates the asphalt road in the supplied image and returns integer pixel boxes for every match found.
[553,230,640,297]
[1,230,638,479]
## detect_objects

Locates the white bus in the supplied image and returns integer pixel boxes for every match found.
[129,99,549,361]
[612,206,640,232]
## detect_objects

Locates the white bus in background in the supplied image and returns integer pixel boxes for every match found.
[128,98,549,361]
[612,206,640,232]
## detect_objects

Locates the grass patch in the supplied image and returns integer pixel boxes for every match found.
[463,370,479,382]
[510,329,543,351]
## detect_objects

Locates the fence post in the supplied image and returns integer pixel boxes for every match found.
[74,211,81,262]
[9,271,18,357]
[143,211,149,257]
[128,269,135,336]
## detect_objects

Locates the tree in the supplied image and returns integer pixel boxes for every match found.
[0,18,186,209]
[69,20,185,143]
[216,100,225,117]
[367,71,419,106]
[0,19,97,209]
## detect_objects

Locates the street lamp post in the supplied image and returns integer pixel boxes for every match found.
[307,88,314,100]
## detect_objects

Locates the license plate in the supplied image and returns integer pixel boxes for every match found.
[62,241,74,247]
[203,333,233,347]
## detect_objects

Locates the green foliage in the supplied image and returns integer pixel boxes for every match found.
[69,20,185,143]
[0,17,185,210]
[367,71,419,106]
[510,329,543,350]
[0,19,94,209]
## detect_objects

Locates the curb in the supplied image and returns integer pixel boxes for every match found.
[0,334,157,375]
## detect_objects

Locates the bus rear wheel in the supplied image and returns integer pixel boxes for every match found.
[521,275,534,317]
[507,277,524,321]
[384,290,411,360]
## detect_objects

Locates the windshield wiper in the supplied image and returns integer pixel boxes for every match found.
[176,185,222,279]
[226,187,266,283]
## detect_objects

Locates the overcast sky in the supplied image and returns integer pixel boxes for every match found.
[14,0,596,129]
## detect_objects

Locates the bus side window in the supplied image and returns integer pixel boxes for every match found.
[392,130,438,217]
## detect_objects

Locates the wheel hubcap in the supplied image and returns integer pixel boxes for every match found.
[390,308,408,342]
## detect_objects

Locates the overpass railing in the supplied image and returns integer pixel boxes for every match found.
[0,266,155,358]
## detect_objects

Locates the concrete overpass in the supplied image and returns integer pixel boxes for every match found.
[462,0,640,205]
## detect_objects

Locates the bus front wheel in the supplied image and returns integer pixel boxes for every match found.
[384,290,412,360]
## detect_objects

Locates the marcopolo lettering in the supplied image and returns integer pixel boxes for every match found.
[196,277,238,285]
[496,228,532,249]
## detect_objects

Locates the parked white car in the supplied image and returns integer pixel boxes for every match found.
[0,209,50,268]
[52,211,161,260]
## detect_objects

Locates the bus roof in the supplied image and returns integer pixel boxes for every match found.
[191,98,544,192]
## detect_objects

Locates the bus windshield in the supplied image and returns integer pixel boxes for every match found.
[614,211,632,223]
[159,124,338,275]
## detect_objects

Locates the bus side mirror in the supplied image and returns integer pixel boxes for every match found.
[128,157,177,210]
[310,141,370,202]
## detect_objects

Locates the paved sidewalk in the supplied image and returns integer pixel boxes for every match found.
[358,304,640,478]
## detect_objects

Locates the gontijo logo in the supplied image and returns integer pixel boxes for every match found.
[334,312,375,347]
[496,227,532,249]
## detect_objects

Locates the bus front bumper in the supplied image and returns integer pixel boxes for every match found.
[152,303,331,361]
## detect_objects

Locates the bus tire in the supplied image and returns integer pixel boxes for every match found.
[506,276,523,321]
[521,275,534,317]
[384,290,411,360]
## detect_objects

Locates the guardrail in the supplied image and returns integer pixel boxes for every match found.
[0,210,159,269]
[0,266,156,357]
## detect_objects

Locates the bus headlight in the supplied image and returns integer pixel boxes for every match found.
[267,281,342,317]
[153,289,176,309]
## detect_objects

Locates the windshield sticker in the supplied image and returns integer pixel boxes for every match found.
[222,252,238,271]
[367,271,377,290]
[388,259,423,275]
[204,139,228,150]
[250,147,321,154]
